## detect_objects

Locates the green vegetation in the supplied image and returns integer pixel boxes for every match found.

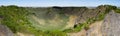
[0,5,30,33]
[63,5,117,33]
[98,5,117,12]
[28,7,69,31]
[63,12,106,32]
[0,5,118,36]
[0,5,67,36]
[115,8,120,13]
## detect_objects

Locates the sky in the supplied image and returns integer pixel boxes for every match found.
[0,0,119,7]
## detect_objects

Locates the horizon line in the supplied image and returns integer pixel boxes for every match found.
[0,4,120,7]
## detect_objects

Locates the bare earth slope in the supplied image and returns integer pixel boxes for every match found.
[86,21,103,36]
[69,10,120,36]
[101,10,120,36]
[0,24,14,36]
[68,21,103,36]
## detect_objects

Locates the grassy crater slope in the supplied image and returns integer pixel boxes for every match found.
[0,5,118,36]
[27,8,70,31]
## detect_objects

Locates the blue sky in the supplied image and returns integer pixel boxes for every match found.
[0,0,119,7]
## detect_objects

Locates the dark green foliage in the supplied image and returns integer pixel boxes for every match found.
[98,5,117,12]
[74,23,85,32]
[63,29,73,33]
[105,5,117,12]
[105,5,117,10]
[47,30,67,36]
[53,6,62,9]
[115,8,120,13]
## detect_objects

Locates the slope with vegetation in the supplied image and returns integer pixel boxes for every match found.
[0,5,119,36]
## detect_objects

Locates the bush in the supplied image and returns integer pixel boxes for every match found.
[115,9,120,13]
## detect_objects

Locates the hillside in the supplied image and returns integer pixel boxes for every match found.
[26,5,112,31]
[68,10,120,36]
[0,5,119,36]
[101,10,120,36]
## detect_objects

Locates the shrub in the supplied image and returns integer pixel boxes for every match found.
[115,9,120,13]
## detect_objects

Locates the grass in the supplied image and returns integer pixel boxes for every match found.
[0,5,30,33]
[115,8,120,13]
[0,5,118,36]
[28,13,69,31]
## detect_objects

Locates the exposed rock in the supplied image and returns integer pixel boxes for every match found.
[101,10,120,36]
[0,24,14,36]
[69,10,120,36]
[85,10,120,36]
[27,5,113,31]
